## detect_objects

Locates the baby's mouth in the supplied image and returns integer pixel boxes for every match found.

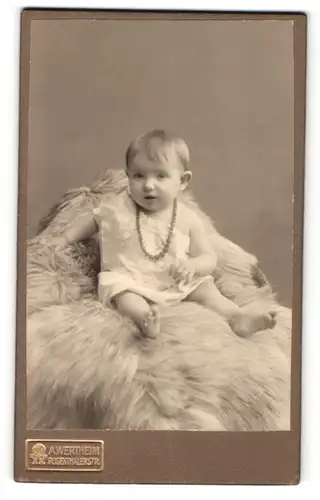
[144,195,157,200]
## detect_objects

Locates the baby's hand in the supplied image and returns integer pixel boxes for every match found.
[39,236,69,251]
[168,259,195,286]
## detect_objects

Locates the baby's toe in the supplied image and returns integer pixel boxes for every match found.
[150,304,159,319]
[262,312,277,330]
[268,311,277,329]
[140,307,160,339]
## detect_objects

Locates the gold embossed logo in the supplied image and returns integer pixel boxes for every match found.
[25,439,104,471]
[29,443,48,465]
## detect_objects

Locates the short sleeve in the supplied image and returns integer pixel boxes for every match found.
[92,203,102,232]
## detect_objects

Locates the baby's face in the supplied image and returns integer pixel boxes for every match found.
[127,150,190,212]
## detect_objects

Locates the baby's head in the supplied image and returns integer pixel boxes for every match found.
[125,129,192,212]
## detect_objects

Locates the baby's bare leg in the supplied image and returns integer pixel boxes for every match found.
[186,280,276,337]
[114,291,160,339]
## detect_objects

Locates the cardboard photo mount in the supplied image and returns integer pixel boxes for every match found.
[14,9,306,485]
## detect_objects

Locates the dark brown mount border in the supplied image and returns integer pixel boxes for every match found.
[14,9,306,484]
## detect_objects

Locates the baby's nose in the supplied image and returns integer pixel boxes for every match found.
[144,179,155,191]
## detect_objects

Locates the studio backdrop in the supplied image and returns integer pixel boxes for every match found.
[26,19,294,306]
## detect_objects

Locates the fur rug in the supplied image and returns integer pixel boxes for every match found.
[27,169,291,430]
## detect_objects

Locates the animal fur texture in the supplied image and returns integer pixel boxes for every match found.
[27,169,291,430]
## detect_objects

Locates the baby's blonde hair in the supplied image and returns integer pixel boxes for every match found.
[125,129,190,171]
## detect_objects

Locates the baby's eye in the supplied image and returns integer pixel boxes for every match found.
[133,173,144,179]
[157,173,166,180]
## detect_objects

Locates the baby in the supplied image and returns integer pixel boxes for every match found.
[49,129,276,338]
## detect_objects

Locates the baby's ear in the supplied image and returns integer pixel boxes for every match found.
[180,170,192,191]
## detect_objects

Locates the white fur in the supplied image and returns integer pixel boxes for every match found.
[27,169,291,430]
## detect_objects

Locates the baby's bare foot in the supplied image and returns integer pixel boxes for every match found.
[229,307,277,338]
[139,305,160,339]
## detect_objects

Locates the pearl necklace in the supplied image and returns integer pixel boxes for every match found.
[136,199,178,261]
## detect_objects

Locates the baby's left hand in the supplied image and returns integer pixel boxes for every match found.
[168,259,195,286]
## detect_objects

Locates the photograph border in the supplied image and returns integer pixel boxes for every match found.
[14,8,306,484]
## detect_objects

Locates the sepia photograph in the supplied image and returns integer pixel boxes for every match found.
[24,12,296,432]
[14,8,306,485]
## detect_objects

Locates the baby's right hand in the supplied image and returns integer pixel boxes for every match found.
[39,236,69,251]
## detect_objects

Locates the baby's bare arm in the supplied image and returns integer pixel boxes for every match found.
[63,212,98,243]
[46,212,98,249]
[188,212,217,276]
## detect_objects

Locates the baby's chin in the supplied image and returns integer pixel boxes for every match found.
[141,200,163,212]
